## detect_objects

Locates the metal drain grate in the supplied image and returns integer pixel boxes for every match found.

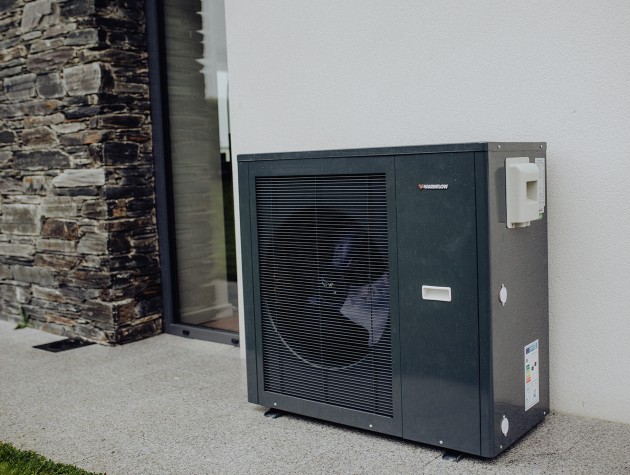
[33,339,95,353]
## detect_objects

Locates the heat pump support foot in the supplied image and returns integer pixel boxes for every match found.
[264,408,284,419]
[442,451,464,462]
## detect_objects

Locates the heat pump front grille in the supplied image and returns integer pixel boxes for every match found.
[255,174,393,417]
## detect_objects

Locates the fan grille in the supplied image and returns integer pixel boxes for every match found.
[256,174,393,417]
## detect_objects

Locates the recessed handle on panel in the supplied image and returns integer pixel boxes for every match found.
[422,285,452,302]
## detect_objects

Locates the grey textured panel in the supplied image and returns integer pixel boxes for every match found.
[487,148,549,456]
[396,153,480,454]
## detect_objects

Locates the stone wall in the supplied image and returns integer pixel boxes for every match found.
[0,0,162,343]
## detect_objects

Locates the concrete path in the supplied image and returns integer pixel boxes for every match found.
[1,320,629,474]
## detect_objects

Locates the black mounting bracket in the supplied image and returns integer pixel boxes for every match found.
[264,408,284,419]
[442,450,465,462]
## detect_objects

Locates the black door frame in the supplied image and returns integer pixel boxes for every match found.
[145,0,239,346]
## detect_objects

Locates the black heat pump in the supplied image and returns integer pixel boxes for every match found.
[238,143,549,457]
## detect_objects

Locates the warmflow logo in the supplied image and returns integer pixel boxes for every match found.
[417,184,448,190]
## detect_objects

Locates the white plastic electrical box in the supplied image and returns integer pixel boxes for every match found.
[505,157,541,228]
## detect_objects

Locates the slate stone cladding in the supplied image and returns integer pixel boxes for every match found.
[0,0,162,343]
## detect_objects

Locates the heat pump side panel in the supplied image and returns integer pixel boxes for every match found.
[238,160,261,404]
[485,145,550,457]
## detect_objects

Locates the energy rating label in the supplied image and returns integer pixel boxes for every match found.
[524,340,540,411]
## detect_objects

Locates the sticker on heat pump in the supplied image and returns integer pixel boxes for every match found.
[535,158,546,214]
[524,340,540,411]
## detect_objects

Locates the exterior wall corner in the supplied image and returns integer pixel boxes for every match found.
[0,0,162,344]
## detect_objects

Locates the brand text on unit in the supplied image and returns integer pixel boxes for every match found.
[417,184,449,190]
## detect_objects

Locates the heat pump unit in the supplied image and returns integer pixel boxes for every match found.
[238,142,548,457]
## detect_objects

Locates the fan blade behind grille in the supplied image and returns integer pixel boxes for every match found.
[256,174,393,417]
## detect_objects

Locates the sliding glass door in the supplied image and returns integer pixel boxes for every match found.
[160,0,238,339]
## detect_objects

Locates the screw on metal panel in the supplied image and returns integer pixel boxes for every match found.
[439,440,444,445]
[369,424,373,428]
[500,445,503,449]
[497,145,502,150]
[544,411,547,415]
[273,403,277,406]
[540,144,544,149]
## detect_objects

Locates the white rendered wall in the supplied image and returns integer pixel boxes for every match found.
[225,0,630,424]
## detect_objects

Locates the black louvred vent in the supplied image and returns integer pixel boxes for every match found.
[255,174,393,417]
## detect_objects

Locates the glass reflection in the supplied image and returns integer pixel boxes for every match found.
[163,0,238,333]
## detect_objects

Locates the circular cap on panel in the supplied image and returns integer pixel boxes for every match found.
[501,416,509,436]
[499,285,508,305]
